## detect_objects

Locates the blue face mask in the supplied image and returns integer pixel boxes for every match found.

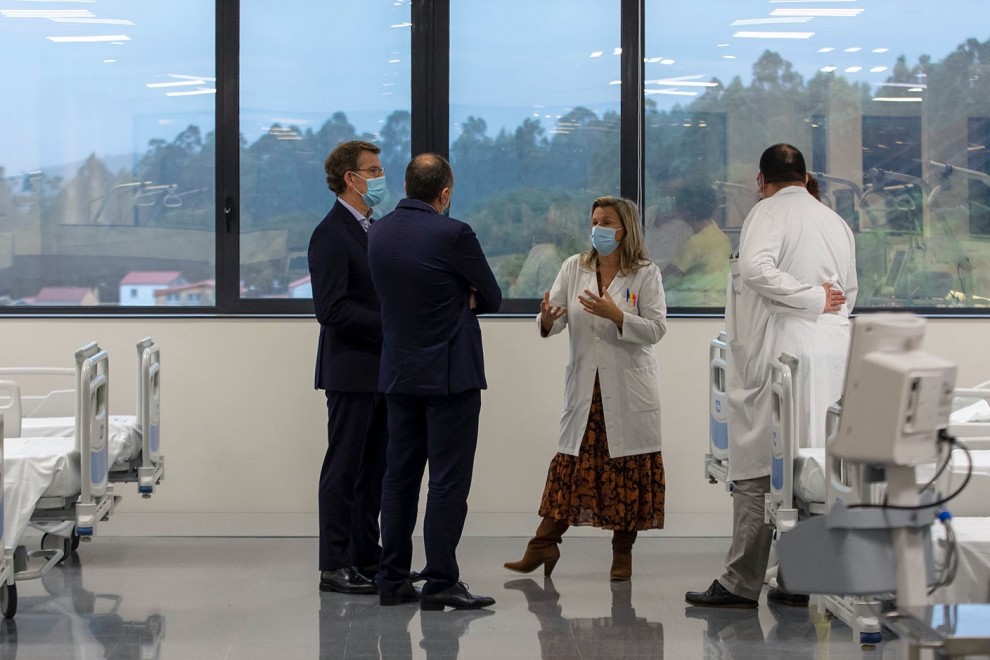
[357,174,389,208]
[591,225,620,256]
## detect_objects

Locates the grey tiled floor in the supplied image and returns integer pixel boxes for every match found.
[0,535,905,659]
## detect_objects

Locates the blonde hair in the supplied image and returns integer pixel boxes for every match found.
[581,196,651,274]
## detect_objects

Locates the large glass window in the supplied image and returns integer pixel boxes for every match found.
[239,1,411,299]
[645,0,990,310]
[450,0,621,299]
[0,1,215,307]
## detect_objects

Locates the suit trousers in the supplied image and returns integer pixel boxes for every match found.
[718,476,773,601]
[376,389,481,595]
[319,390,388,572]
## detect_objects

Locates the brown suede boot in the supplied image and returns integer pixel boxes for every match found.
[504,518,569,576]
[610,530,637,581]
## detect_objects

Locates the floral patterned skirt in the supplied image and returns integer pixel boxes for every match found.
[538,373,665,531]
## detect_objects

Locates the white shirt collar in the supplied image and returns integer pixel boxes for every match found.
[337,196,370,223]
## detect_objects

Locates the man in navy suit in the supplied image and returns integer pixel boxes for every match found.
[368,153,502,610]
[309,140,390,594]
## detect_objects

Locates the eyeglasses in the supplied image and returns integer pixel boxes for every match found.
[353,167,385,177]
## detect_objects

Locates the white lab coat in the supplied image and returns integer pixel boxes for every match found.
[725,186,858,481]
[541,254,667,458]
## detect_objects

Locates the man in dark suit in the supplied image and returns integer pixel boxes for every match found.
[309,140,390,594]
[368,153,502,610]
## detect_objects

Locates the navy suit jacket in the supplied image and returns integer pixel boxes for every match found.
[368,199,502,396]
[308,200,382,392]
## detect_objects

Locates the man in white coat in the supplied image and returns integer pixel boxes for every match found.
[686,144,857,608]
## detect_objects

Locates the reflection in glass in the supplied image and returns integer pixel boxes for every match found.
[239,1,411,298]
[0,0,215,306]
[450,0,621,298]
[645,0,990,309]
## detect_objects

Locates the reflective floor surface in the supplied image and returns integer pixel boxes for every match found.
[0,535,911,659]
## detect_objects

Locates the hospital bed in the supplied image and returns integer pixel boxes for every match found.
[0,342,144,619]
[0,338,164,500]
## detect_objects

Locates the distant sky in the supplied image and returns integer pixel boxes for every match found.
[0,0,985,175]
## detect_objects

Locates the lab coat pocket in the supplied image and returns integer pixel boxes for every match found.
[623,366,660,413]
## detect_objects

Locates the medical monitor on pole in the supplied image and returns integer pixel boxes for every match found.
[830,314,956,466]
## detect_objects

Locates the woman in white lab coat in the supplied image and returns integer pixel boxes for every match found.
[504,196,668,581]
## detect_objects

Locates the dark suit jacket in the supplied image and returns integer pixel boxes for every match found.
[367,198,502,396]
[308,200,382,392]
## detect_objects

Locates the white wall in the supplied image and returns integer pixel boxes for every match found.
[0,315,986,538]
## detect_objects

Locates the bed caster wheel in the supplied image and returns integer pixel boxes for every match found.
[40,533,75,563]
[1,583,16,619]
[859,631,882,646]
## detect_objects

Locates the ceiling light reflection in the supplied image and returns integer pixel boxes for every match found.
[733,31,814,39]
[731,17,813,25]
[771,8,865,16]
[46,34,130,42]
[50,18,134,25]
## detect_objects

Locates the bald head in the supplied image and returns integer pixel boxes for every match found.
[405,153,454,205]
[759,143,807,185]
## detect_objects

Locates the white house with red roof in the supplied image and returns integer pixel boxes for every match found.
[29,286,99,306]
[119,271,185,306]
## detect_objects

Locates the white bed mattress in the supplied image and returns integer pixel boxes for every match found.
[20,415,141,471]
[3,427,133,550]
[3,437,80,549]
[794,448,827,504]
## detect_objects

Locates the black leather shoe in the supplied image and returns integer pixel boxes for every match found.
[766,587,809,606]
[380,579,421,606]
[685,580,758,608]
[320,567,377,594]
[420,582,495,611]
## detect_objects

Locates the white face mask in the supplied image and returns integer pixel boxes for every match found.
[354,173,388,208]
[591,225,620,256]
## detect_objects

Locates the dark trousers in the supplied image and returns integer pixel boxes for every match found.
[319,390,388,572]
[377,388,481,595]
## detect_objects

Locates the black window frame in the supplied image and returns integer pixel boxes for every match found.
[3,0,987,319]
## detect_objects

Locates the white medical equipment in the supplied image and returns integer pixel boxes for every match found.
[776,314,990,659]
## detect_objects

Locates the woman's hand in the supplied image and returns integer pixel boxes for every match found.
[540,290,566,334]
[579,289,623,328]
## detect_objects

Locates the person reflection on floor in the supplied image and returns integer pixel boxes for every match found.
[320,593,417,659]
[419,607,495,659]
[504,577,664,658]
[685,601,829,660]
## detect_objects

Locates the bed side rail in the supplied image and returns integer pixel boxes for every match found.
[74,343,112,538]
[136,337,164,496]
[705,332,730,488]
[0,367,75,420]
[768,353,798,532]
